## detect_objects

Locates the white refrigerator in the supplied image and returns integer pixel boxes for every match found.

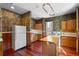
[12,25,26,51]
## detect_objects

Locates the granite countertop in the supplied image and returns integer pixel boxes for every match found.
[61,32,76,37]
[40,35,59,42]
[30,29,42,34]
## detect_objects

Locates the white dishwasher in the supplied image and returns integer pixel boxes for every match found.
[12,25,26,51]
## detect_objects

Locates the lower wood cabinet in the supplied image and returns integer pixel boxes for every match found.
[61,36,76,48]
[26,32,31,46]
[2,33,12,51]
[37,32,46,41]
[37,34,43,40]
[78,40,79,51]
[0,42,3,56]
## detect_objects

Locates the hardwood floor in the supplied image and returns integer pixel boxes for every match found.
[3,41,79,56]
[58,46,79,56]
[4,41,42,56]
[14,41,42,56]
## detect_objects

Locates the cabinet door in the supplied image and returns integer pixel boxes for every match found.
[61,36,76,48]
[3,33,12,51]
[61,21,67,31]
[0,42,3,56]
[26,32,31,46]
[67,20,76,32]
[78,40,79,53]
[37,34,42,40]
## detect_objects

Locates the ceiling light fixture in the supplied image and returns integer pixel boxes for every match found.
[11,6,15,9]
[42,3,55,16]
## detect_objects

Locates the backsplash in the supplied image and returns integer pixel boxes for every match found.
[0,8,2,17]
[53,16,62,31]
[1,8,31,32]
[0,8,2,38]
[0,18,2,32]
[1,9,21,32]
[21,11,31,31]
[0,8,2,32]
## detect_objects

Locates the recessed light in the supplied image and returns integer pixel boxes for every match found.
[11,6,15,9]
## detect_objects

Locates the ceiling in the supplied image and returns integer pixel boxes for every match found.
[0,3,78,19]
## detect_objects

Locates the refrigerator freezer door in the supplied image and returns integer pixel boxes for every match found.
[12,25,26,50]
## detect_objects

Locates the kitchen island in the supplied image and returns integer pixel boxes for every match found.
[40,35,60,56]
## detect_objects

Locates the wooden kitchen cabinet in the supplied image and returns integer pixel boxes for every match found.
[31,34,38,42]
[36,32,46,41]
[61,21,67,32]
[78,40,79,53]
[2,33,12,51]
[61,36,76,48]
[0,42,3,56]
[34,23,43,30]
[61,20,76,32]
[67,20,76,32]
[33,20,43,30]
[26,32,31,46]
[37,34,43,40]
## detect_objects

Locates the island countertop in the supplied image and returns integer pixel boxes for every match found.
[40,35,60,44]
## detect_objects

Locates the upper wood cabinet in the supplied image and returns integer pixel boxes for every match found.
[34,23,43,30]
[61,21,67,32]
[67,20,76,32]
[61,20,76,32]
[33,20,43,30]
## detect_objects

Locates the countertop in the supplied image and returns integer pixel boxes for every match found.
[2,31,77,37]
[30,29,77,37]
[40,35,60,42]
[30,29,42,34]
[61,32,76,37]
[28,30,77,37]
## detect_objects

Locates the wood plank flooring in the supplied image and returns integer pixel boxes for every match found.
[59,46,79,56]
[13,41,42,56]
[4,41,42,56]
[3,41,79,56]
